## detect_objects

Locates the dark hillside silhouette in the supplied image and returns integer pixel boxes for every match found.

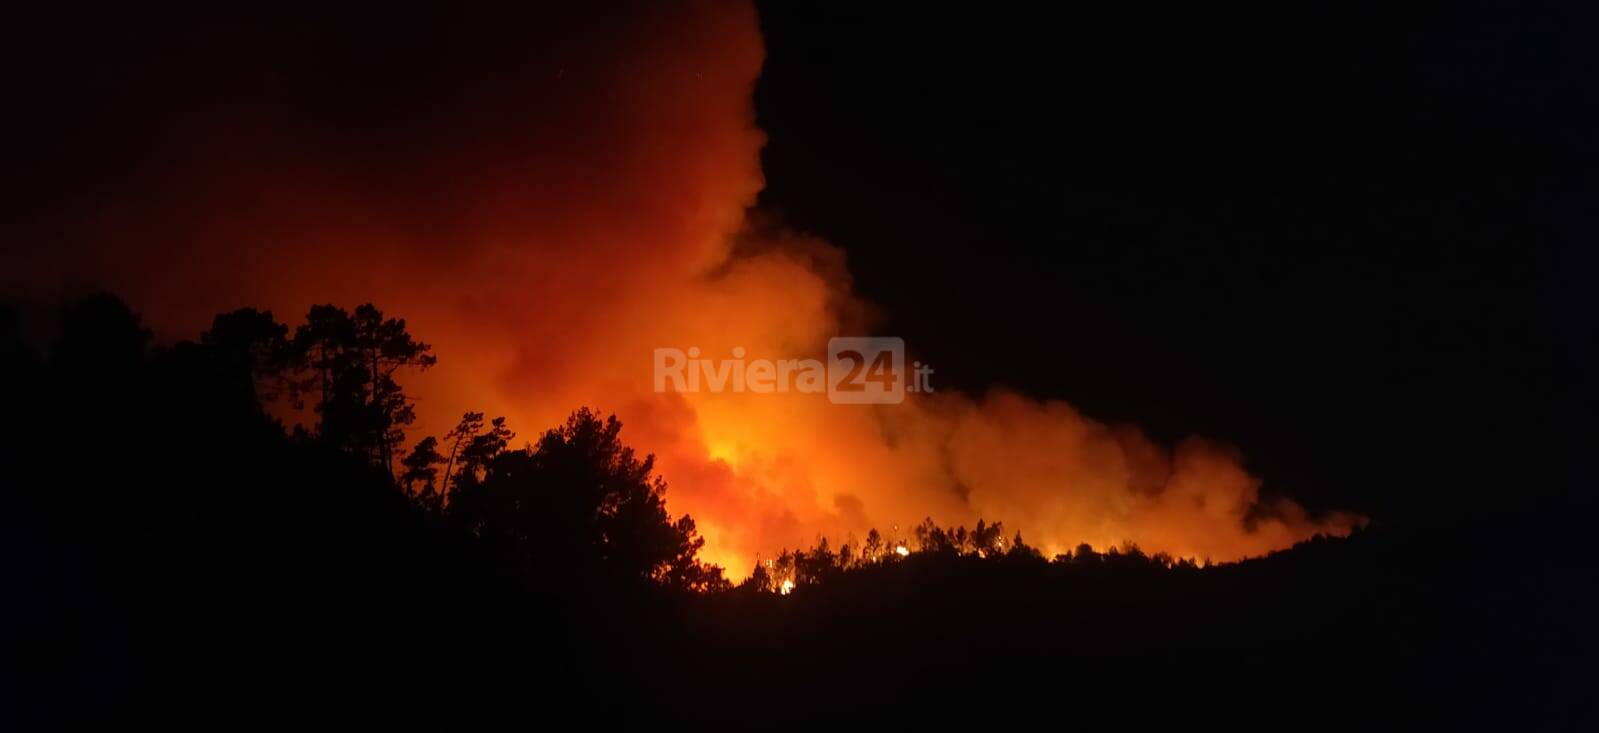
[3,295,1593,729]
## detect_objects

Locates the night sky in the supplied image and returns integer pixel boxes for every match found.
[752,1,1593,525]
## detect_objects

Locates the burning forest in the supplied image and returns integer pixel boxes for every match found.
[3,1,1590,729]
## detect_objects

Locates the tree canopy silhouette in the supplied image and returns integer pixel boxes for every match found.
[290,303,435,476]
[446,408,728,591]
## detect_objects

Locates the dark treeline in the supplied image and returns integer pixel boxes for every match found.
[740,518,1209,597]
[3,295,1593,729]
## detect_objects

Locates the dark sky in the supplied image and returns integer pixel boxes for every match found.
[2,1,1591,530]
[752,1,1594,524]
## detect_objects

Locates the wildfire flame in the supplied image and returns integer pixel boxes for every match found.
[3,1,1361,579]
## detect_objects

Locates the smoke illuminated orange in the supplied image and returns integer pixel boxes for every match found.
[3,1,1358,577]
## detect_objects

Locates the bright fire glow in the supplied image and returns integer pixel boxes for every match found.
[3,1,1362,581]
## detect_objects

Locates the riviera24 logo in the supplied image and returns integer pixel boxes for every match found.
[653,337,932,404]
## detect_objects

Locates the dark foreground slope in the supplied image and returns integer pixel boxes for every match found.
[3,299,1593,730]
[661,516,1595,728]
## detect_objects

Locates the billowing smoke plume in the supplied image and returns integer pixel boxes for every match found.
[3,1,1357,573]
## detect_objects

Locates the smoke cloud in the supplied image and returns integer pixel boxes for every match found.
[3,1,1357,573]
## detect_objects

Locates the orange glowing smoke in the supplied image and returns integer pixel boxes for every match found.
[3,1,1358,576]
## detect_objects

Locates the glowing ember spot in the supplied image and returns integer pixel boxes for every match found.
[779,579,795,595]
[894,545,910,557]
[704,437,740,465]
